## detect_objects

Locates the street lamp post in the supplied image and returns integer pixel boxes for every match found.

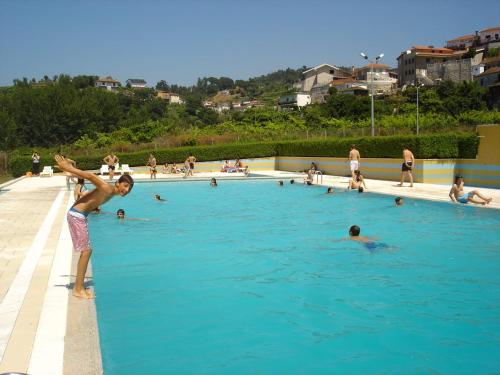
[360,52,384,136]
[415,81,423,135]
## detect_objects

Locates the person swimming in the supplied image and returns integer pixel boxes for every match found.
[395,197,404,206]
[278,180,284,186]
[290,179,295,184]
[348,225,388,252]
[326,187,334,194]
[210,178,217,187]
[154,194,166,201]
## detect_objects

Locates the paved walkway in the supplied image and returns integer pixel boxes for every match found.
[0,171,498,374]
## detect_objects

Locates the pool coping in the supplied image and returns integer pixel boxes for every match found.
[0,170,499,374]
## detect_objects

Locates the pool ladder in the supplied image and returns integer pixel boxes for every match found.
[314,171,323,184]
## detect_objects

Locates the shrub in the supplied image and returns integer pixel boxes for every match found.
[7,133,478,177]
[276,133,478,159]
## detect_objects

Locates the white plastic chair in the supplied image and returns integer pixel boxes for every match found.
[121,164,134,174]
[100,165,109,175]
[40,166,53,177]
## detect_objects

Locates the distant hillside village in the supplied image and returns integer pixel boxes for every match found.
[93,26,500,111]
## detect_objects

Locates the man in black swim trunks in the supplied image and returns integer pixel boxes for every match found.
[103,152,119,181]
[187,154,196,175]
[398,147,415,187]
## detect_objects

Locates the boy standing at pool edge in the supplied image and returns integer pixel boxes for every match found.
[55,154,134,299]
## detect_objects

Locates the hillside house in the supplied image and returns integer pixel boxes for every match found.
[95,76,120,91]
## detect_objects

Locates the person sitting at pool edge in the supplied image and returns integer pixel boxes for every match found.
[449,175,492,205]
[395,197,404,206]
[210,178,217,187]
[304,169,314,184]
[326,187,334,194]
[349,170,367,191]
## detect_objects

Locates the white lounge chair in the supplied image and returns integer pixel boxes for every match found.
[121,164,134,174]
[40,166,53,177]
[100,165,109,175]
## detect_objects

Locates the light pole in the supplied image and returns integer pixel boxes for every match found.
[415,81,424,135]
[360,52,384,136]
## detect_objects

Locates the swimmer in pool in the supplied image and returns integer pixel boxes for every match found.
[395,197,404,206]
[326,187,334,194]
[154,194,166,201]
[116,209,149,221]
[348,225,389,251]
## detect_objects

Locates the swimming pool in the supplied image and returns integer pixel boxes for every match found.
[89,180,500,374]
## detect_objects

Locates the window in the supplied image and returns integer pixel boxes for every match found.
[496,34,499,40]
[480,79,484,86]
[426,58,430,63]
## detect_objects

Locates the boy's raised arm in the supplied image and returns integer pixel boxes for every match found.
[54,155,108,188]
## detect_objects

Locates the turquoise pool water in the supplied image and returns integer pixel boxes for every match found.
[89,180,500,374]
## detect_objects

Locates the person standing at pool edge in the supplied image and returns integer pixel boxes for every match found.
[103,152,119,181]
[187,153,196,175]
[398,147,415,187]
[148,154,157,179]
[348,145,360,179]
[55,154,134,299]
[31,151,40,176]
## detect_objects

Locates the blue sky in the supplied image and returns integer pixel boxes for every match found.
[1,0,499,87]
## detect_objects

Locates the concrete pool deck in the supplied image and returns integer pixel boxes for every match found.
[0,171,499,374]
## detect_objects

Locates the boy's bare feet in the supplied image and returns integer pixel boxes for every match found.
[73,288,95,299]
[486,198,493,204]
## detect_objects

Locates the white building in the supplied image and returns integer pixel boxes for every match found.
[95,76,120,91]
[299,63,351,92]
[355,64,397,95]
[278,93,311,109]
[479,26,500,45]
[126,79,147,88]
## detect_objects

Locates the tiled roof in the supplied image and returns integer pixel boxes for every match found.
[356,63,390,71]
[476,67,500,77]
[97,76,120,83]
[480,26,500,33]
[447,35,475,42]
[413,46,454,53]
[303,63,338,74]
[331,78,357,85]
[482,55,500,64]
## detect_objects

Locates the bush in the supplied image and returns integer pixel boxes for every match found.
[7,133,478,177]
[7,142,277,177]
[276,133,478,159]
